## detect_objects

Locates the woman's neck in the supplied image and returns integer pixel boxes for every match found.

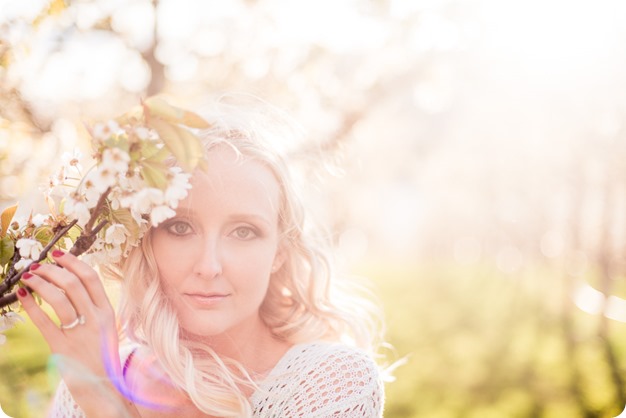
[184,316,291,376]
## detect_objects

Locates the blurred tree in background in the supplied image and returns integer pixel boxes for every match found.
[2,0,626,417]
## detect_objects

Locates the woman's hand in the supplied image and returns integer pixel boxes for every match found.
[17,249,139,417]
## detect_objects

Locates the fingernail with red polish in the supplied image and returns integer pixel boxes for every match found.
[30,263,41,271]
[52,250,65,258]
[22,272,33,280]
[17,288,27,297]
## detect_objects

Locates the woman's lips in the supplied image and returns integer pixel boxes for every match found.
[183,293,230,307]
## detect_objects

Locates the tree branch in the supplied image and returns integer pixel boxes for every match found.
[0,219,78,308]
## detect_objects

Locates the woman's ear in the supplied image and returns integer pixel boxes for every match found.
[271,247,286,273]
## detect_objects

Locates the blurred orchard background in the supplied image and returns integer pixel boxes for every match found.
[2,0,626,417]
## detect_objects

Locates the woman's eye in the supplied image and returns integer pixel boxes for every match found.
[232,227,256,240]
[167,221,192,236]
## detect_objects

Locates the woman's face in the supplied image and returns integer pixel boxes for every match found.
[151,146,284,340]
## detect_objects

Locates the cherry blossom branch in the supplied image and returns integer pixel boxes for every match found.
[0,219,78,307]
[0,97,202,330]
[70,219,108,257]
[84,187,111,235]
[4,249,21,287]
[69,187,111,256]
[0,188,113,309]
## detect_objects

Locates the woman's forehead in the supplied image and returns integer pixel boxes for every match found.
[183,148,281,215]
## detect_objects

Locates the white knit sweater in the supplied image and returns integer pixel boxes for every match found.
[49,342,384,417]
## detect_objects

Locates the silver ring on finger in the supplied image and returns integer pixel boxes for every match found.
[60,314,86,330]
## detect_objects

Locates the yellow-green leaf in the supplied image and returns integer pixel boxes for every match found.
[115,105,144,126]
[141,142,170,163]
[1,204,18,237]
[104,134,130,153]
[173,124,205,170]
[143,97,211,129]
[34,227,53,246]
[66,224,82,243]
[141,160,169,189]
[111,209,140,246]
[148,118,204,172]
[0,236,14,266]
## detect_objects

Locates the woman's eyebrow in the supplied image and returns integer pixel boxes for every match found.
[174,207,273,226]
[174,206,197,216]
[227,213,272,226]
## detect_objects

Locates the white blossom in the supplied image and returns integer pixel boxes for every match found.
[0,312,25,332]
[31,213,47,227]
[92,120,121,141]
[164,168,192,208]
[45,174,67,199]
[80,148,131,199]
[90,238,106,252]
[42,162,73,200]
[101,148,130,176]
[14,258,32,271]
[115,173,146,210]
[63,197,91,227]
[150,205,176,226]
[61,148,83,173]
[0,312,26,345]
[83,180,101,208]
[116,190,135,211]
[81,239,107,265]
[120,172,146,191]
[132,188,164,214]
[80,251,107,266]
[15,239,43,260]
[133,126,155,140]
[89,166,118,193]
[104,224,128,246]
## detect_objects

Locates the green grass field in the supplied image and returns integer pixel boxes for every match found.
[1,261,625,417]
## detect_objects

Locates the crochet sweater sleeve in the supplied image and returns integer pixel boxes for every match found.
[48,379,85,418]
[251,342,384,417]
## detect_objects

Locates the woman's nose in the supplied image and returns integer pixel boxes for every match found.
[192,238,223,279]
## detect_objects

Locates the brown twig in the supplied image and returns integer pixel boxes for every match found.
[70,219,108,257]
[3,246,21,286]
[84,188,111,235]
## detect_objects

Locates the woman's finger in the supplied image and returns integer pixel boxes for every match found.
[16,286,63,343]
[21,272,81,326]
[27,263,94,319]
[49,250,111,309]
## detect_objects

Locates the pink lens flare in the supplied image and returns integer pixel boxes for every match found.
[47,336,181,413]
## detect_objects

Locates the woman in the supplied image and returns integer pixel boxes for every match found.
[17,105,385,417]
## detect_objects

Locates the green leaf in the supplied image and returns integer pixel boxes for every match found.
[111,209,140,246]
[149,118,204,172]
[141,142,170,163]
[141,159,169,189]
[0,236,14,266]
[34,227,53,247]
[143,97,211,129]
[66,224,82,244]
[104,135,130,153]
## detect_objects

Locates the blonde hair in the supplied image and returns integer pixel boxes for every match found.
[109,99,384,416]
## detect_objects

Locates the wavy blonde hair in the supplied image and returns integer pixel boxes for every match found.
[107,99,384,416]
